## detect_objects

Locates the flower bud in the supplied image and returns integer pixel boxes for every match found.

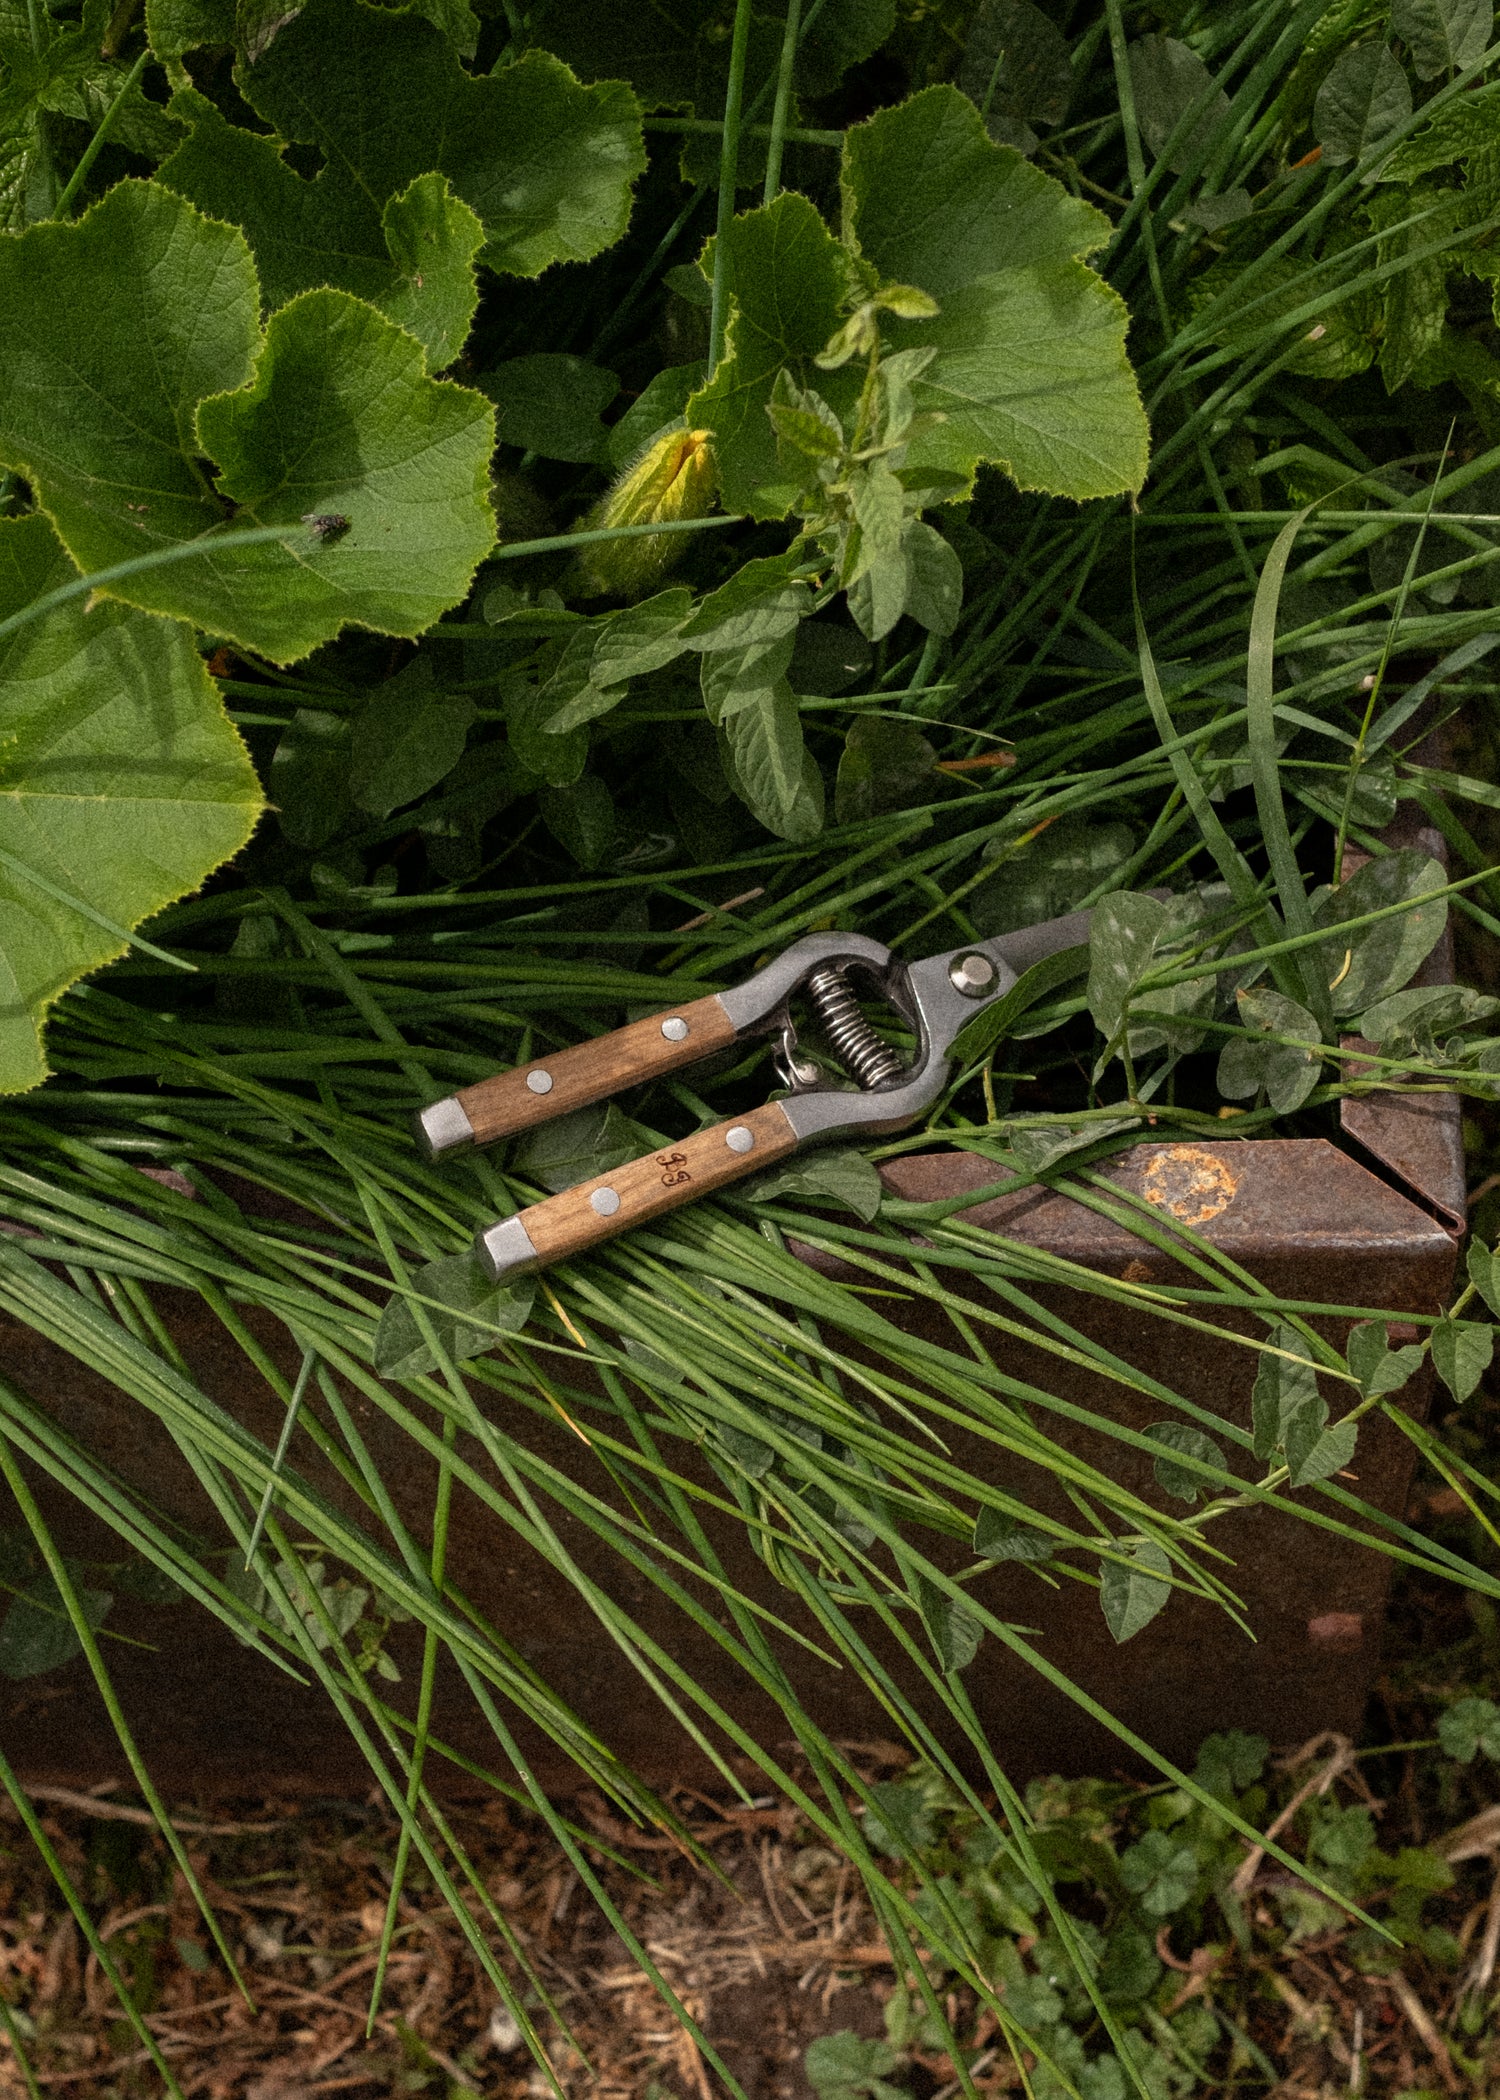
[575,425,717,599]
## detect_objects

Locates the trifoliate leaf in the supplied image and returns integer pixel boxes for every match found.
[1391,0,1490,80]
[1345,1319,1424,1397]
[374,1251,534,1381]
[1438,1694,1500,1762]
[1126,35,1230,175]
[1144,1422,1226,1504]
[1194,1729,1269,1797]
[1431,1317,1493,1402]
[1314,850,1447,1014]
[0,515,263,1095]
[747,1146,884,1221]
[1315,43,1413,167]
[687,193,847,519]
[1252,1335,1355,1487]
[900,519,964,637]
[1099,1540,1172,1642]
[1087,889,1215,1061]
[947,947,1090,1066]
[682,553,813,653]
[1354,983,1500,1054]
[1216,986,1322,1114]
[971,815,1135,938]
[0,182,496,665]
[973,1506,1054,1561]
[481,355,619,461]
[227,0,645,279]
[1119,1828,1198,1914]
[161,93,485,368]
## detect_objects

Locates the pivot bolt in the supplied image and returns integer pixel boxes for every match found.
[948,952,999,999]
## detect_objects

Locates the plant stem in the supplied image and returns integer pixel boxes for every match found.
[0,512,745,654]
[646,116,839,147]
[24,0,56,216]
[764,0,804,201]
[52,43,149,220]
[708,0,757,376]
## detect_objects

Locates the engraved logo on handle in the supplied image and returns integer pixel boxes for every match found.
[657,1148,691,1188]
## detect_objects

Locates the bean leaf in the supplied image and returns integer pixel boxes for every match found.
[1127,35,1230,174]
[1144,1423,1227,1504]
[0,1572,112,1679]
[1099,1539,1172,1642]
[351,660,475,819]
[513,1102,654,1193]
[1431,1317,1493,1402]
[1314,43,1413,166]
[374,1252,535,1381]
[973,1507,1054,1561]
[1345,1319,1424,1397]
[747,1147,884,1222]
[1390,0,1490,81]
[917,1577,984,1672]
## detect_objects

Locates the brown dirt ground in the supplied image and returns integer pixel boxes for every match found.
[2,1716,1499,2100]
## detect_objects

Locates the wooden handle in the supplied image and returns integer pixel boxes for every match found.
[446,993,736,1150]
[478,1102,798,1277]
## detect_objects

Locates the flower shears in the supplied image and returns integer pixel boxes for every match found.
[414,911,1094,1282]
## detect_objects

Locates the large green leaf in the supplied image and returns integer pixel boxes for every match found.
[161,90,485,368]
[226,0,645,278]
[0,180,496,664]
[843,84,1108,293]
[0,515,263,1094]
[693,93,1147,516]
[527,0,893,115]
[687,192,847,518]
[845,89,1148,501]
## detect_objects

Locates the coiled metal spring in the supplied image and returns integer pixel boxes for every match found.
[805,966,905,1090]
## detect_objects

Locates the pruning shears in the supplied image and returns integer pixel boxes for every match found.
[414,911,1095,1282]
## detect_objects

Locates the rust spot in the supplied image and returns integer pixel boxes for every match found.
[1141,1146,1238,1227]
[1306,1612,1363,1652]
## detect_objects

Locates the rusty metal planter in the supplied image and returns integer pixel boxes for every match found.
[0,827,1467,1799]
